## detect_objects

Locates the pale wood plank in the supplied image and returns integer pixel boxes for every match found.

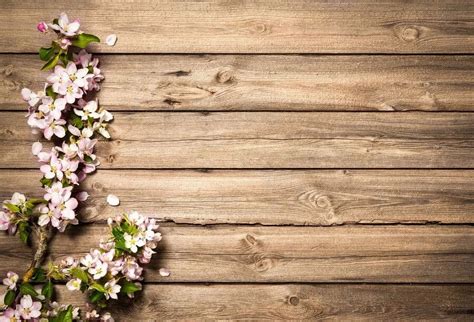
[2,55,473,111]
[53,284,474,320]
[1,170,473,225]
[1,1,473,53]
[1,225,473,282]
[1,112,473,169]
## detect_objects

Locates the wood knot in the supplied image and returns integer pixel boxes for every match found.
[244,234,258,246]
[107,154,116,163]
[316,195,331,208]
[254,258,273,272]
[216,68,234,84]
[400,26,420,41]
[3,64,14,76]
[92,182,104,191]
[288,296,299,306]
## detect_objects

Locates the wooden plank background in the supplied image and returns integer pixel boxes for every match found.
[0,0,473,320]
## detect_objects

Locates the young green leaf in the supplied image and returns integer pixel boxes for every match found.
[88,290,105,303]
[70,267,89,283]
[31,268,47,283]
[39,47,55,61]
[41,52,60,71]
[20,282,38,297]
[42,280,54,299]
[18,222,31,244]
[45,86,57,99]
[72,33,100,48]
[90,283,107,293]
[40,177,53,187]
[3,202,20,213]
[121,280,142,295]
[4,289,16,306]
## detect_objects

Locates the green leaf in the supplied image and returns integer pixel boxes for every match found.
[41,52,60,71]
[31,268,47,283]
[4,289,16,306]
[112,226,127,251]
[40,177,53,187]
[4,202,20,213]
[121,280,141,295]
[20,282,38,297]
[39,47,55,61]
[59,52,69,66]
[72,33,100,48]
[90,283,107,293]
[18,222,31,244]
[70,267,89,283]
[51,305,73,322]
[42,280,54,299]
[88,290,105,303]
[69,114,84,129]
[45,86,57,99]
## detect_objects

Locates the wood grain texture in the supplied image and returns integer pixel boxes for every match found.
[53,284,474,320]
[1,170,473,225]
[2,55,474,111]
[1,112,473,169]
[1,225,473,283]
[1,0,474,53]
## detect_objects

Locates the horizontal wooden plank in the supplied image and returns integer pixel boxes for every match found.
[1,225,473,282]
[1,170,473,225]
[1,1,474,53]
[53,284,474,320]
[2,55,474,111]
[1,112,473,169]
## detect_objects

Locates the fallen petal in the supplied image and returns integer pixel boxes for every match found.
[159,268,170,277]
[32,142,43,155]
[106,34,117,46]
[106,194,120,206]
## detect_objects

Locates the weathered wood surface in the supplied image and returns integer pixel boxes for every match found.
[1,112,473,169]
[2,55,474,111]
[53,284,474,320]
[1,170,473,225]
[1,1,474,54]
[1,225,473,283]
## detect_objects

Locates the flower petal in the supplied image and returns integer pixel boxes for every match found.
[106,194,120,206]
[159,268,170,277]
[106,34,117,46]
[32,142,43,155]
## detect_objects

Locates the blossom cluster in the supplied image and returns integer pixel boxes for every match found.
[0,212,161,320]
[0,12,164,321]
[1,12,111,236]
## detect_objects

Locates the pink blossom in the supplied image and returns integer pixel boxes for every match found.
[61,158,80,184]
[89,261,108,280]
[47,65,69,93]
[1,308,20,320]
[49,13,81,36]
[40,154,63,180]
[43,115,66,139]
[2,271,19,290]
[104,279,121,300]
[0,211,15,234]
[38,96,67,120]
[21,88,44,107]
[37,21,48,33]
[74,100,100,120]
[44,182,72,205]
[16,295,42,319]
[64,62,89,88]
[58,80,83,104]
[38,204,60,227]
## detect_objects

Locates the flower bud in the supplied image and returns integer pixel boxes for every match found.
[37,21,48,33]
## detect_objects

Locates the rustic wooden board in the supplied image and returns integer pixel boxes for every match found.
[2,55,474,111]
[1,170,473,225]
[1,225,473,283]
[1,112,473,169]
[53,284,474,320]
[1,1,474,53]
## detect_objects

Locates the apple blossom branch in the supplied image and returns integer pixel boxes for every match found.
[0,13,163,321]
